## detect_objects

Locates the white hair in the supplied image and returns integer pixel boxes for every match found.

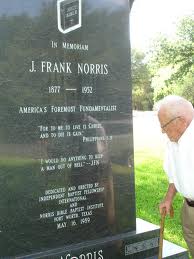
[154,95,194,120]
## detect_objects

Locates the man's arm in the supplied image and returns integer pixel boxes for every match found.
[159,183,177,215]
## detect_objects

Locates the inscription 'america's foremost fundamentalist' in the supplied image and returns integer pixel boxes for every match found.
[18,105,117,114]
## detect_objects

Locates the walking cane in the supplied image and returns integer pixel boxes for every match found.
[158,207,174,259]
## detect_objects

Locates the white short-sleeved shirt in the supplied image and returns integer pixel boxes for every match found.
[164,119,194,200]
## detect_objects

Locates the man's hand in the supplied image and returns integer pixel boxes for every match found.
[159,183,176,217]
[159,199,174,218]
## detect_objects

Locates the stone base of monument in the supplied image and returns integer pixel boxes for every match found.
[136,218,189,259]
[19,218,188,259]
[163,240,189,258]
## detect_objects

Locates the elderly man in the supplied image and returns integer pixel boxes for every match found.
[157,95,194,257]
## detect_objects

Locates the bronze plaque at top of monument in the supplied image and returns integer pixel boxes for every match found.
[57,0,82,34]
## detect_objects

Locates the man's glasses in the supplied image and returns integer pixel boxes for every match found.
[161,116,181,129]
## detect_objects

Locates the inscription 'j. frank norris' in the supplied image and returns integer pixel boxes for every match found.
[29,61,109,75]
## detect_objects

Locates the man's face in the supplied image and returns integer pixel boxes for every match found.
[158,112,184,142]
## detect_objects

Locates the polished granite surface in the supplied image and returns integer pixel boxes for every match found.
[0,0,135,256]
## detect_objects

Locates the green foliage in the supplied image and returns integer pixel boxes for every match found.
[149,16,194,102]
[174,72,194,103]
[131,49,153,110]
[151,66,177,102]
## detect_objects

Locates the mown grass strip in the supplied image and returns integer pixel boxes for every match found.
[135,150,187,248]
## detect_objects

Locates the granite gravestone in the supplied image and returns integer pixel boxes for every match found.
[0,0,187,258]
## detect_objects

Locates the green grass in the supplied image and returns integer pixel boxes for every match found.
[135,149,187,249]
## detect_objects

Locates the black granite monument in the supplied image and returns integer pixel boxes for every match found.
[0,0,189,258]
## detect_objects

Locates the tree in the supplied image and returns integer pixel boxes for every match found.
[131,49,153,110]
[149,16,194,102]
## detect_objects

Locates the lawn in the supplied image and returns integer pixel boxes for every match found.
[134,148,187,249]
